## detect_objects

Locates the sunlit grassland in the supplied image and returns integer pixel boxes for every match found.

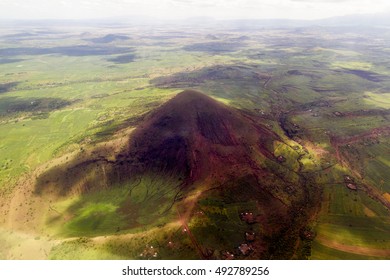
[0,48,238,87]
[273,141,300,171]
[330,61,374,70]
[189,199,259,256]
[311,183,390,259]
[365,160,390,194]
[363,92,390,109]
[48,221,197,260]
[310,241,385,260]
[358,137,390,194]
[0,85,180,189]
[292,113,387,137]
[0,109,98,188]
[0,42,240,192]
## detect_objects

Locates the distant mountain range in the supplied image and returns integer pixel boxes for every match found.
[217,13,390,28]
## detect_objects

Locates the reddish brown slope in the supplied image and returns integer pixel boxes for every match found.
[122,89,279,183]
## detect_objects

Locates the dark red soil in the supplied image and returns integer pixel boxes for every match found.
[125,89,279,183]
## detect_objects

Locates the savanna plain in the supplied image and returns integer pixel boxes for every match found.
[0,21,389,260]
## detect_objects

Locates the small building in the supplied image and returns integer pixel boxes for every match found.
[222,251,235,260]
[346,183,358,191]
[344,175,354,183]
[238,243,253,256]
[276,155,286,163]
[245,231,256,242]
[140,245,158,259]
[285,185,296,195]
[300,229,316,241]
[167,241,174,249]
[344,175,357,190]
[240,212,255,224]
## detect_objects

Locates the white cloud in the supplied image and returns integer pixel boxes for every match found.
[0,0,389,20]
[291,0,353,2]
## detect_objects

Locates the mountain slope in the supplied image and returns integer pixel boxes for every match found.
[35,89,280,195]
[124,89,278,182]
[8,90,318,259]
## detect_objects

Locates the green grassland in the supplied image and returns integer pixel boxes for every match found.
[340,137,390,194]
[0,31,244,192]
[364,92,390,109]
[310,241,385,260]
[1,24,390,259]
[310,184,390,259]
[48,222,198,260]
[46,175,181,237]
[190,199,258,256]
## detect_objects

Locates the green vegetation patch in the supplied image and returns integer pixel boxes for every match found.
[314,183,390,258]
[191,198,258,252]
[48,175,181,237]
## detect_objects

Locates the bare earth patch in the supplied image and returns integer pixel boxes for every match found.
[363,206,376,217]
[383,193,390,203]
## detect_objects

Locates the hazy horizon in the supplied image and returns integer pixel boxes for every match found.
[1,0,390,21]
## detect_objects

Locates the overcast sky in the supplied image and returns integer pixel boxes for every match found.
[1,0,389,20]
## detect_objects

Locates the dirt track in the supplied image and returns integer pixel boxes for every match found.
[329,125,390,211]
[330,125,390,167]
[177,206,206,259]
[330,126,390,148]
[316,235,390,258]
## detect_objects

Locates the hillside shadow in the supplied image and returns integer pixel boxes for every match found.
[107,54,136,64]
[0,96,76,116]
[0,58,24,64]
[150,64,266,100]
[0,82,19,94]
[86,34,131,44]
[183,41,246,54]
[0,45,134,57]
